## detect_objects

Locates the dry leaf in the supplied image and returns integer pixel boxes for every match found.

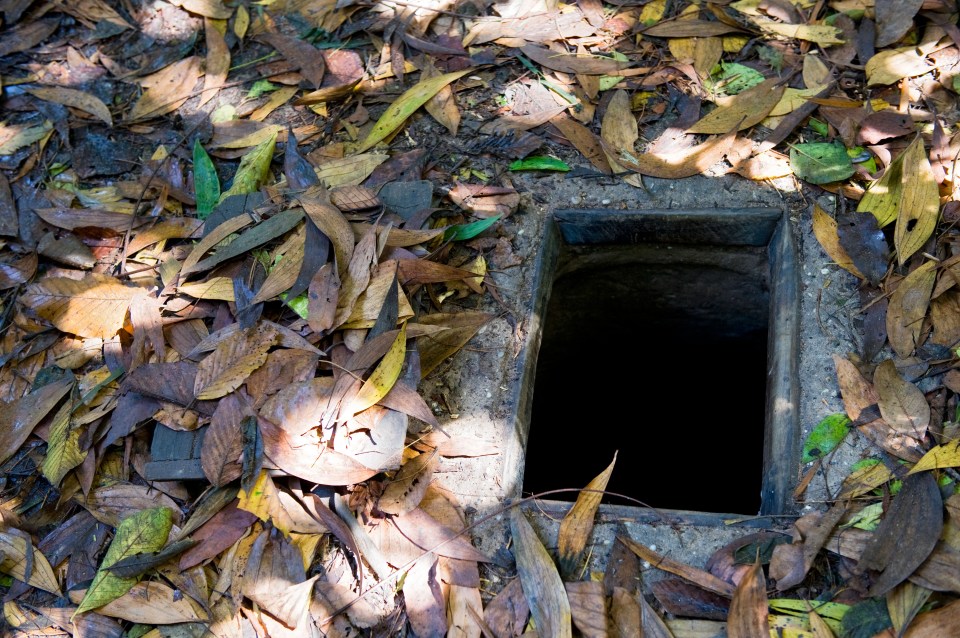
[27,86,112,126]
[565,580,608,638]
[511,508,572,638]
[812,204,865,280]
[874,359,930,439]
[378,449,438,516]
[893,137,940,265]
[20,274,143,338]
[886,261,936,357]
[558,454,615,578]
[688,78,786,134]
[601,89,644,189]
[727,560,768,638]
[127,57,202,121]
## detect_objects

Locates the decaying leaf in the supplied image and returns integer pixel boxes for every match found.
[20,274,144,338]
[886,261,936,358]
[874,359,930,440]
[511,508,572,638]
[378,449,438,516]
[194,323,278,400]
[558,454,615,578]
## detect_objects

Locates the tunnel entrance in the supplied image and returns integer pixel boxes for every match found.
[520,208,798,515]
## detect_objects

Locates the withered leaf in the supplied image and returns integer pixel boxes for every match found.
[565,580,608,638]
[0,378,72,465]
[20,273,144,338]
[558,454,615,579]
[688,78,786,134]
[874,359,929,439]
[194,323,278,400]
[886,261,936,358]
[727,560,768,638]
[511,508,572,638]
[390,507,488,562]
[127,56,203,122]
[812,204,864,280]
[520,43,632,75]
[201,392,249,486]
[258,33,326,89]
[858,472,942,596]
[770,503,847,590]
[836,210,890,285]
[179,500,256,570]
[378,449,438,516]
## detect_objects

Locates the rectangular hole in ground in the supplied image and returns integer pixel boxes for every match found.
[520,209,797,515]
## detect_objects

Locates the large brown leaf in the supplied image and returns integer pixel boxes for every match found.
[0,378,72,465]
[194,323,278,400]
[20,273,144,338]
[874,359,929,440]
[511,508,572,638]
[727,560,768,638]
[859,472,943,596]
[558,454,615,579]
[886,261,936,358]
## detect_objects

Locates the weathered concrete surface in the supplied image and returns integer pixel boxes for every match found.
[419,169,863,587]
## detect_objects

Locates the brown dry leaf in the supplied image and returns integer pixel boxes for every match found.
[839,461,894,500]
[341,261,415,329]
[447,183,520,218]
[127,56,203,122]
[858,472,943,596]
[201,392,249,486]
[770,504,848,590]
[76,482,183,528]
[333,225,377,328]
[727,560,768,638]
[874,359,930,440]
[0,378,72,465]
[866,46,934,87]
[37,231,95,269]
[511,508,572,638]
[565,580,608,638]
[127,218,202,255]
[887,261,936,357]
[520,43,632,75]
[403,553,448,638]
[378,449,438,516]
[353,224,443,247]
[33,207,144,233]
[812,204,865,280]
[314,153,389,187]
[643,19,746,37]
[833,354,880,421]
[199,18,230,108]
[620,536,735,597]
[128,291,165,370]
[258,33,326,89]
[611,587,640,638]
[640,590,676,638]
[307,263,339,333]
[252,224,305,304]
[551,114,613,175]
[194,323,278,400]
[391,506,488,562]
[180,214,253,274]
[422,61,460,135]
[604,130,736,178]
[0,252,37,290]
[179,501,257,569]
[558,454,615,578]
[68,580,208,624]
[417,312,496,378]
[904,599,960,637]
[299,191,354,277]
[483,577,529,638]
[930,291,960,346]
[20,273,143,338]
[688,78,786,134]
[601,89,644,189]
[27,86,112,126]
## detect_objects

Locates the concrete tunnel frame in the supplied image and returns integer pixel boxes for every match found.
[508,207,800,518]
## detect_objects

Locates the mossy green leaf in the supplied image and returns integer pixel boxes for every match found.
[802,413,851,462]
[74,507,173,617]
[218,132,277,203]
[789,142,855,184]
[508,156,570,172]
[193,139,220,220]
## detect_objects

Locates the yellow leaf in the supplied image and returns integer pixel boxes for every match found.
[315,153,390,187]
[894,136,940,265]
[178,277,235,301]
[689,77,785,133]
[768,84,830,117]
[0,532,61,595]
[41,400,85,487]
[27,87,112,126]
[69,581,208,624]
[0,120,52,155]
[19,273,142,338]
[167,0,232,19]
[219,131,277,202]
[234,4,249,39]
[601,89,644,188]
[857,145,905,227]
[886,260,936,358]
[353,68,474,153]
[866,47,933,87]
[194,323,277,400]
[349,322,407,415]
[803,55,832,88]
[908,440,960,475]
[812,204,865,280]
[238,469,297,536]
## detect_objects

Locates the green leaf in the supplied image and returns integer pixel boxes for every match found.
[508,156,571,172]
[843,502,884,531]
[790,142,855,184]
[808,118,829,136]
[247,80,278,99]
[706,62,765,96]
[218,132,277,203]
[193,139,220,220]
[74,507,173,617]
[840,598,892,638]
[769,599,849,634]
[802,413,851,462]
[443,214,501,242]
[283,291,309,319]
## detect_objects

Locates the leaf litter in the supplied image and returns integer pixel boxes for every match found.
[1,0,960,635]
